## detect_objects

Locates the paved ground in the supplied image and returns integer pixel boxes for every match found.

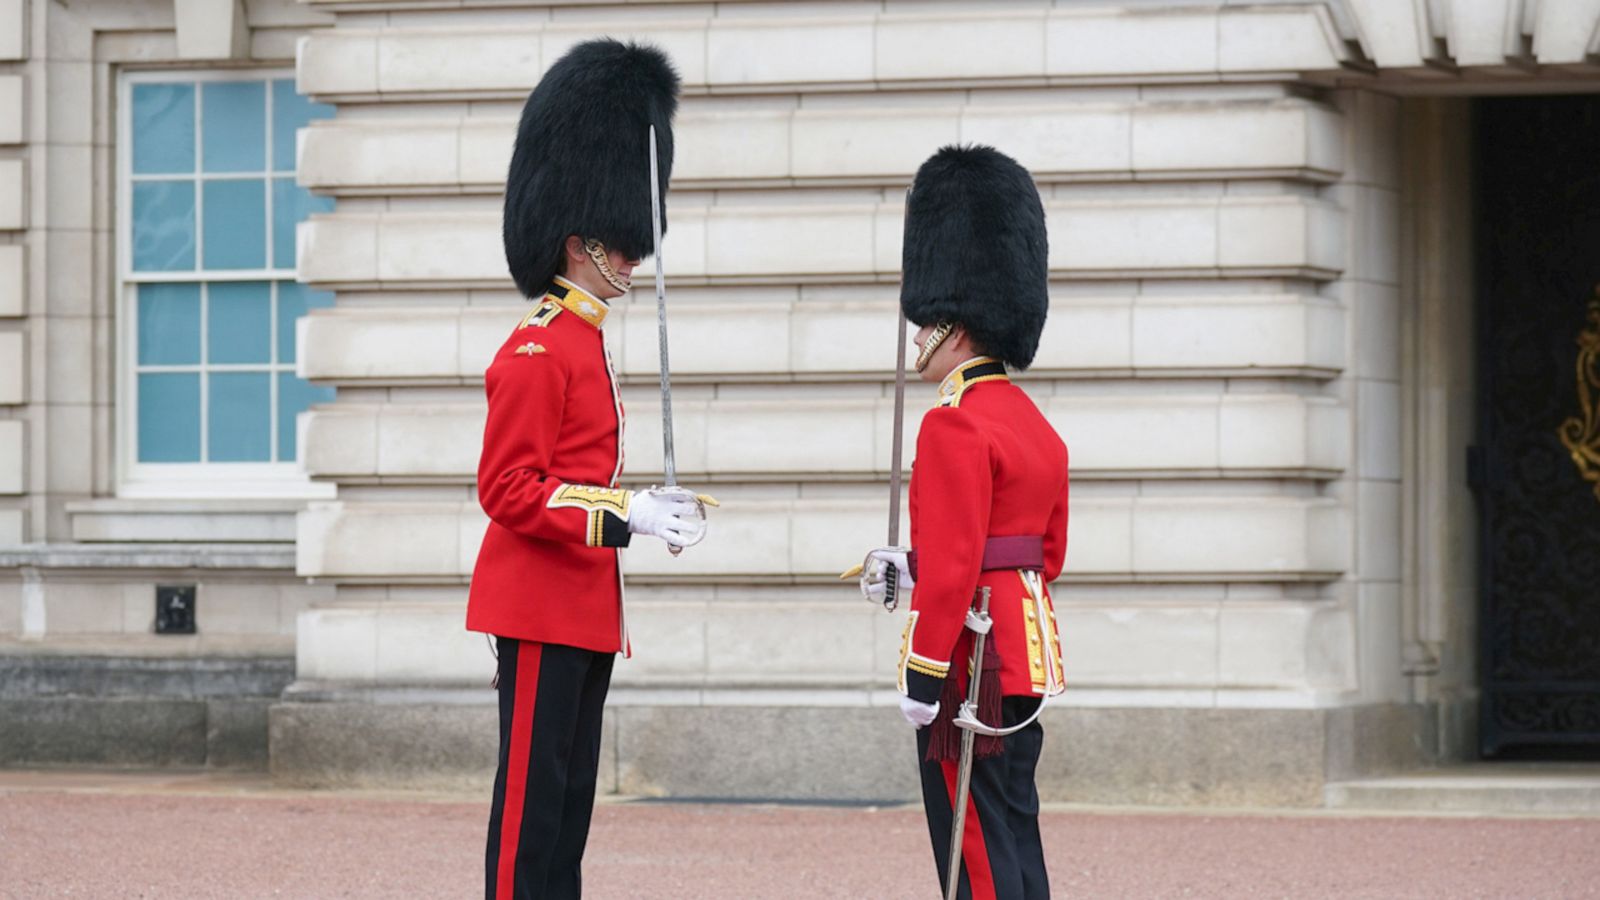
[3,770,1599,898]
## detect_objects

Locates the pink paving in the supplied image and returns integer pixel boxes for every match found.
[2,772,1598,899]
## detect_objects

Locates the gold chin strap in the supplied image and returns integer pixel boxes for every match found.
[583,239,631,294]
[914,322,955,373]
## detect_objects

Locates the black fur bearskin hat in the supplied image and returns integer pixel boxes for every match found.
[900,145,1049,370]
[503,39,680,298]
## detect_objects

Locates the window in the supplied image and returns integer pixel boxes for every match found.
[118,71,336,495]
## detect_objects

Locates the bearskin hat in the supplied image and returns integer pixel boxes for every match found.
[503,39,680,298]
[900,145,1049,370]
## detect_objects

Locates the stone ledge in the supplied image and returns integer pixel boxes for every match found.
[266,695,1434,806]
[0,543,296,570]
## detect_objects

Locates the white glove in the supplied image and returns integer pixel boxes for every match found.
[859,546,914,606]
[628,487,708,549]
[899,695,939,728]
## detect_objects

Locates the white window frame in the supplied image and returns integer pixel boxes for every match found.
[116,68,333,500]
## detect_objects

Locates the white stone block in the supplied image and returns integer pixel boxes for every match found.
[299,407,379,480]
[624,499,794,578]
[1217,8,1346,72]
[298,217,377,286]
[1130,498,1346,576]
[0,245,22,316]
[1347,185,1399,285]
[0,509,20,544]
[1062,604,1218,687]
[708,399,876,476]
[674,109,790,183]
[299,121,458,190]
[1533,0,1600,63]
[1356,480,1401,580]
[876,12,1047,82]
[1133,295,1345,374]
[705,601,876,678]
[0,0,22,61]
[297,32,378,97]
[379,405,483,478]
[299,306,462,383]
[619,300,789,377]
[705,205,875,277]
[458,119,513,187]
[707,17,873,87]
[296,501,466,578]
[379,31,540,94]
[1047,8,1218,77]
[1033,302,1132,371]
[381,214,505,285]
[0,75,22,145]
[1133,103,1342,177]
[1357,379,1401,480]
[789,301,900,377]
[617,599,709,678]
[0,159,23,229]
[1445,0,1516,67]
[1046,396,1219,473]
[373,603,484,683]
[0,332,22,403]
[1218,198,1344,273]
[1218,396,1347,473]
[790,108,957,180]
[1216,602,1323,688]
[0,418,20,494]
[1060,499,1133,576]
[195,582,281,636]
[961,105,1130,177]
[1345,0,1427,68]
[296,606,378,681]
[1054,200,1216,272]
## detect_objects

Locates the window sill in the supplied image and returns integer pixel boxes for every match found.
[65,498,309,544]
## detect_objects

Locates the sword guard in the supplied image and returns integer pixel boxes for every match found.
[964,608,992,635]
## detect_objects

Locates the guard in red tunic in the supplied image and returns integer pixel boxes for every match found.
[859,145,1067,900]
[466,40,709,900]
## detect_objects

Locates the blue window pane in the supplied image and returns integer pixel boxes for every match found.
[201,81,266,173]
[276,281,334,364]
[132,83,195,175]
[132,181,196,271]
[202,179,266,270]
[278,372,334,462]
[208,372,272,462]
[137,373,200,462]
[137,283,201,365]
[207,282,271,364]
[272,80,334,172]
[271,178,333,269]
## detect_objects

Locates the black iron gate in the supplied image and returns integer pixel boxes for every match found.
[1475,95,1600,758]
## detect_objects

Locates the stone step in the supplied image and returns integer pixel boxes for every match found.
[1326,765,1600,816]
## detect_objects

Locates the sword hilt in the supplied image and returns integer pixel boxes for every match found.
[882,564,899,611]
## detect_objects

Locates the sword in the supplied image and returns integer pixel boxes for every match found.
[882,309,908,611]
[945,586,992,900]
[648,125,683,558]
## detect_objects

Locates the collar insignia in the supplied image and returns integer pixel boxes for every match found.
[549,276,610,328]
[938,357,1009,407]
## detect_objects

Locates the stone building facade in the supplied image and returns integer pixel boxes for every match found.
[3,0,1598,805]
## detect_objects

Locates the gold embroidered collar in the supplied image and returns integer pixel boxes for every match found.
[938,356,1009,407]
[547,276,611,328]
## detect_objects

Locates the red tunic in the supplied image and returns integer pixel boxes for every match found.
[466,277,634,655]
[898,357,1069,703]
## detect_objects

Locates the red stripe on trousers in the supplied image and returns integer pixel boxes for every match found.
[496,642,543,899]
[941,759,997,900]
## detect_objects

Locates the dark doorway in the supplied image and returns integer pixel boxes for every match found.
[1475,95,1600,759]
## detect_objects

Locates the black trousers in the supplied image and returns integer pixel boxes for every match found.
[916,696,1050,900]
[485,638,614,900]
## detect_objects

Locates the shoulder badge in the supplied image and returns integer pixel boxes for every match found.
[518,301,564,330]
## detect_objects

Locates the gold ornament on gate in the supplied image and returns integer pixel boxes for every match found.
[1557,287,1600,503]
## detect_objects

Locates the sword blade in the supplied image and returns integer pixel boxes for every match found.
[883,310,909,610]
[944,587,992,900]
[648,125,677,488]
